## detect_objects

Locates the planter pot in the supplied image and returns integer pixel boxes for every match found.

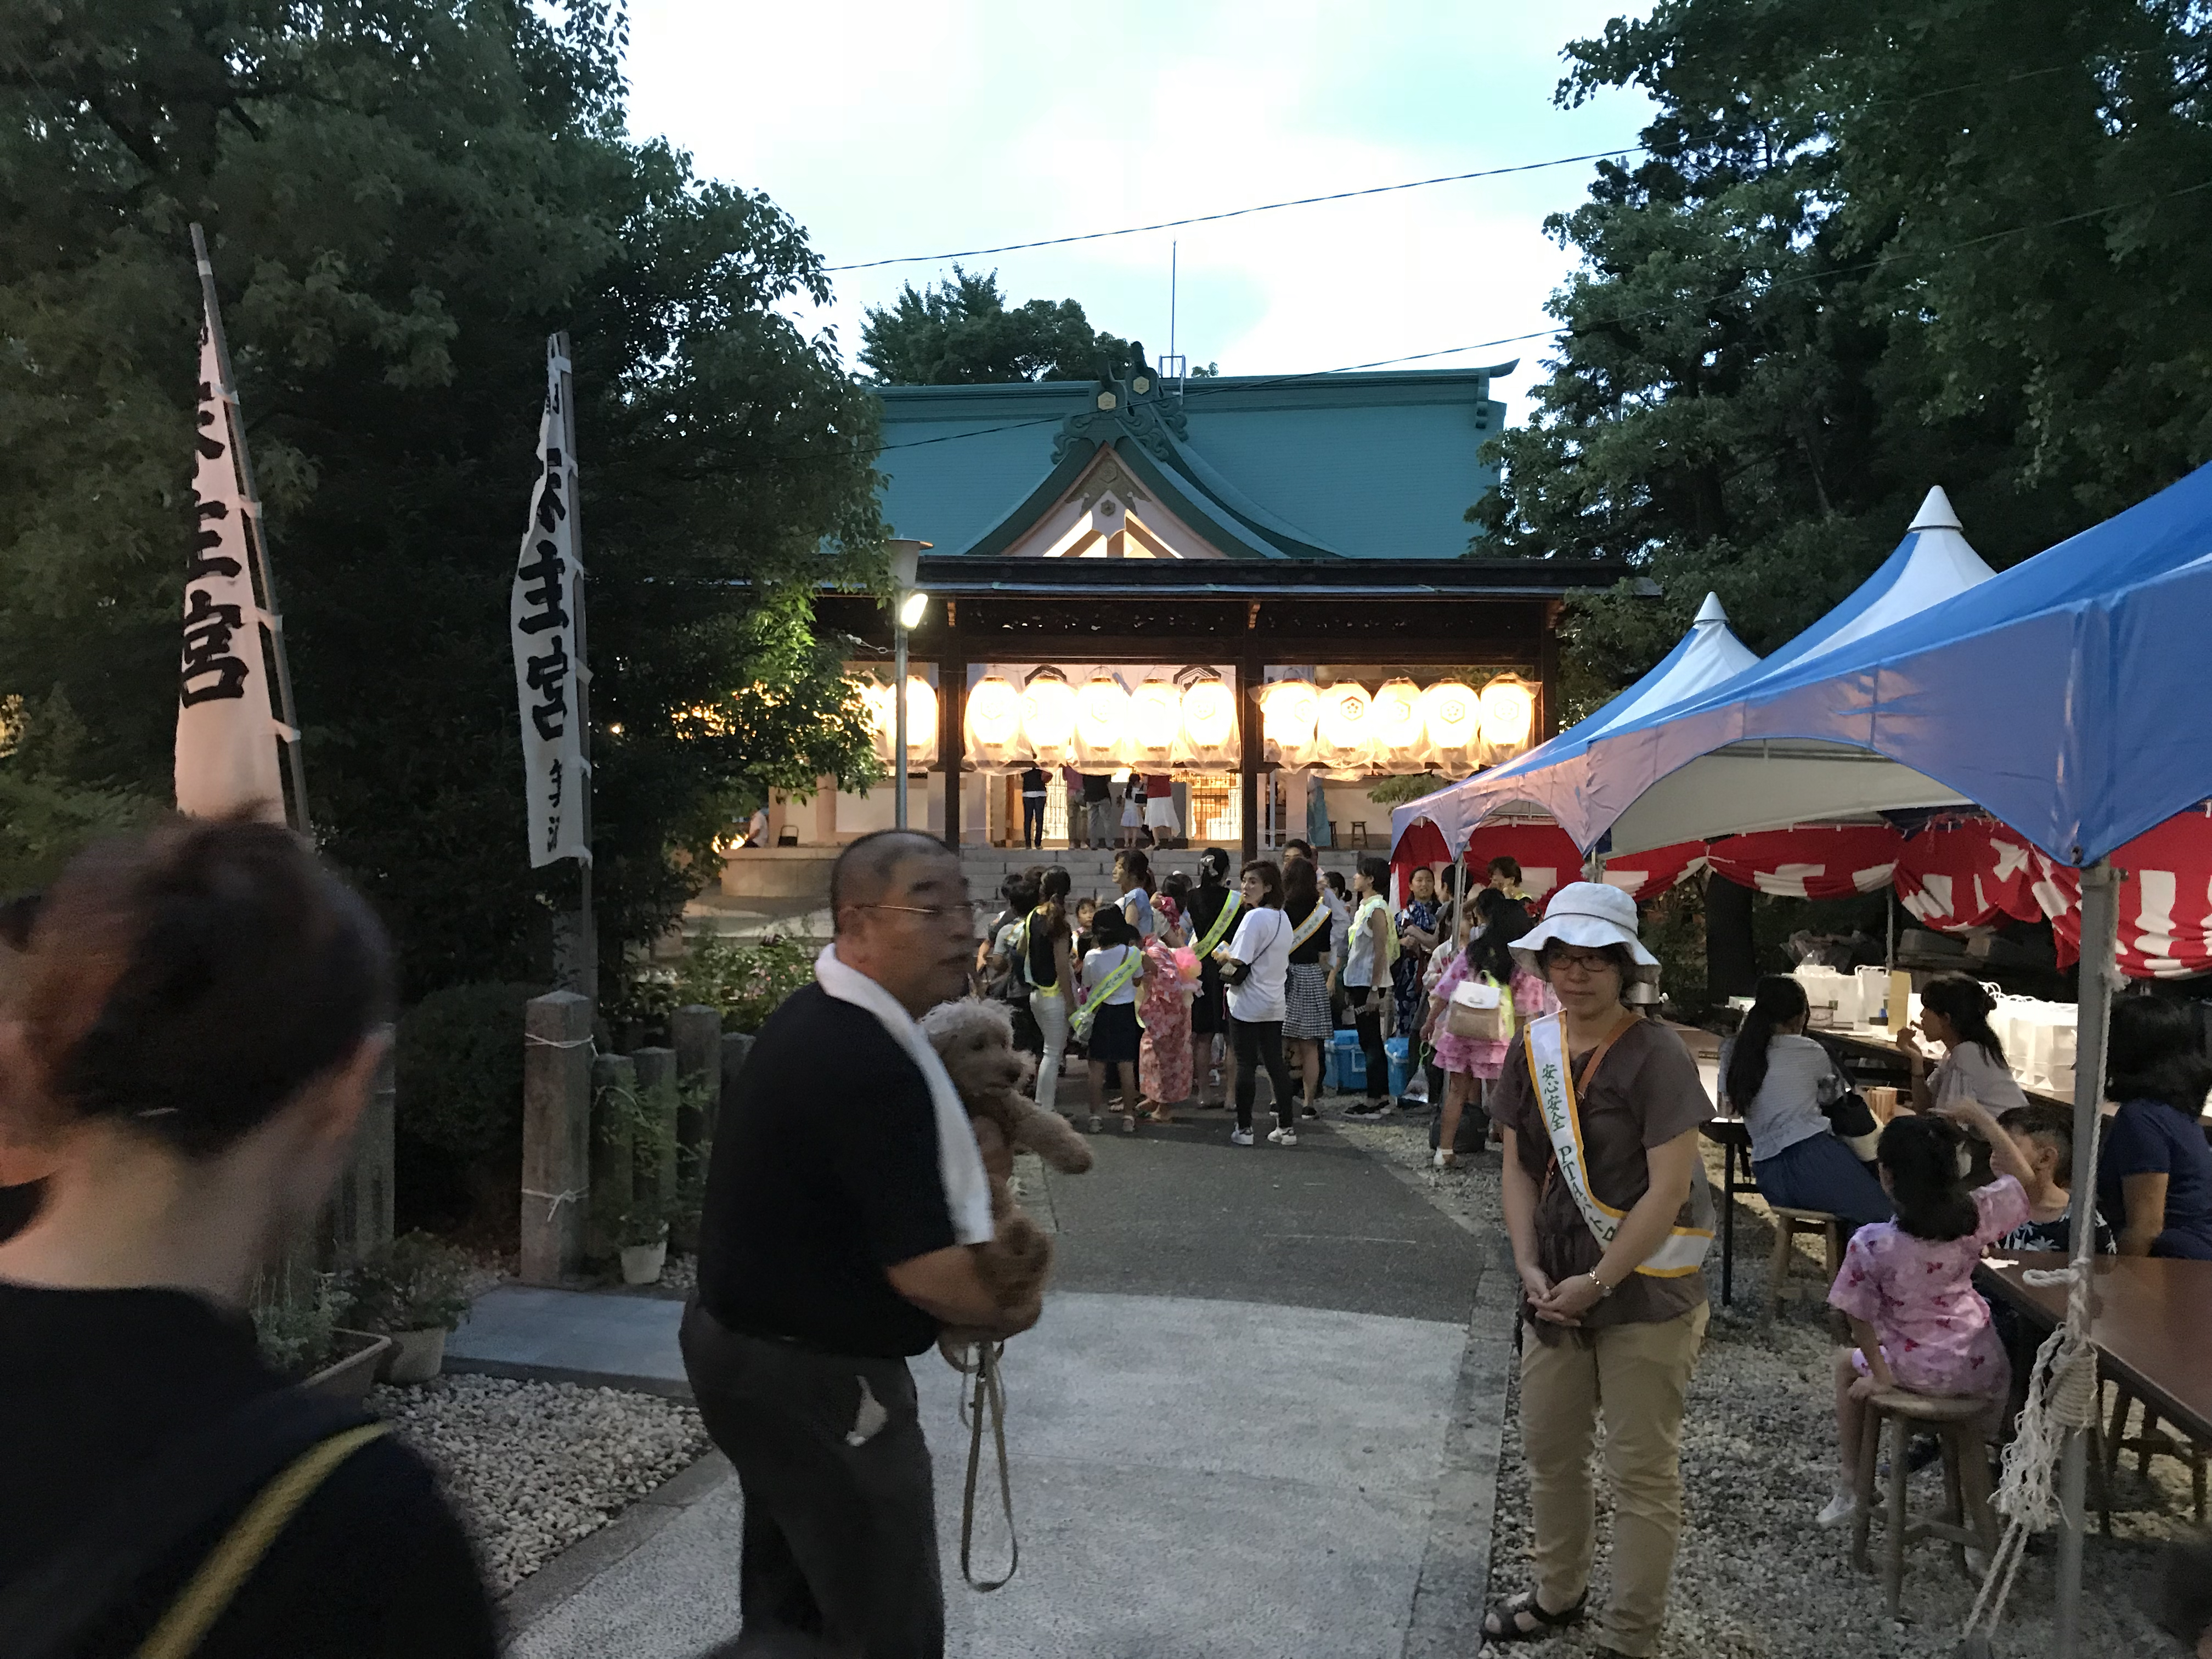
[620,1241,668,1285]
[307,1328,392,1402]
[381,1326,448,1386]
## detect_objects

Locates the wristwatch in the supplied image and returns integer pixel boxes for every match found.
[1584,1270,1613,1299]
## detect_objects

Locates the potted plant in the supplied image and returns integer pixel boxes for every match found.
[617,1200,671,1286]
[336,1232,475,1385]
[255,1277,391,1401]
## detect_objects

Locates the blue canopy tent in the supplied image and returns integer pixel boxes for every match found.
[1394,488,1996,859]
[1389,590,1760,857]
[1449,464,2212,1657]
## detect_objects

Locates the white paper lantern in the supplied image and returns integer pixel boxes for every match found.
[1021,674,1077,766]
[1176,676,1239,766]
[963,674,1028,770]
[1073,674,1130,766]
[1313,681,1375,772]
[1370,678,1427,771]
[1127,680,1183,766]
[1420,680,1482,773]
[1260,679,1319,766]
[901,675,939,768]
[1479,674,1537,758]
[861,679,898,766]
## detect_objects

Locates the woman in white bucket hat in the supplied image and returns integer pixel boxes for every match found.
[1479,882,1716,1659]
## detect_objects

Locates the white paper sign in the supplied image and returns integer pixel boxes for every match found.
[510,343,590,867]
[174,312,285,822]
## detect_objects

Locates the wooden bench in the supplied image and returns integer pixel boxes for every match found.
[1850,1387,1999,1617]
[1767,1205,1843,1317]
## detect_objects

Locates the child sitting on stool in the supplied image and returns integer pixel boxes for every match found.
[1820,1103,2039,1526]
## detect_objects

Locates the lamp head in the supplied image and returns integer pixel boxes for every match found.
[897,589,929,630]
[885,538,929,592]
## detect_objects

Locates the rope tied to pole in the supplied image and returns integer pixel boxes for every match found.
[521,1187,584,1220]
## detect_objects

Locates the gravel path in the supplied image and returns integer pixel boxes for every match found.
[1332,1110,2188,1659]
[371,1374,708,1593]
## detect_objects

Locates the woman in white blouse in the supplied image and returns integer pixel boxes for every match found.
[1895,972,2027,1118]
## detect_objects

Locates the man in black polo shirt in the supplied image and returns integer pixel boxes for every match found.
[684,829,1032,1658]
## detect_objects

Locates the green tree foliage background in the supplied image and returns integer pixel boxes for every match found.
[1476,0,2212,710]
[860,266,1135,385]
[0,0,887,994]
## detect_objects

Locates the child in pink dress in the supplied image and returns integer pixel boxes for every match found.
[1426,889,1554,1167]
[1820,1101,2038,1524]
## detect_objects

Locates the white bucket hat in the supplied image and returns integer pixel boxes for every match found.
[1511,881,1661,977]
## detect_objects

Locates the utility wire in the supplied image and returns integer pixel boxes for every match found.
[821,150,1644,272]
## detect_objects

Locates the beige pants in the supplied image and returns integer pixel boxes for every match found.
[1518,1302,1708,1658]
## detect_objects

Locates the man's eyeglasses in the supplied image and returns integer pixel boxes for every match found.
[856,900,982,926]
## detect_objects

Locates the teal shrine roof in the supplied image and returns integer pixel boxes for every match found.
[871,363,1514,561]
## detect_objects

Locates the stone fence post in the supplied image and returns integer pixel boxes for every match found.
[521,990,592,1286]
[720,1031,754,1120]
[587,1052,636,1262]
[321,1035,395,1273]
[670,1005,721,1252]
[631,1045,679,1216]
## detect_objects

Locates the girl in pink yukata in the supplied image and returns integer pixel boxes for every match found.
[1819,1101,2038,1525]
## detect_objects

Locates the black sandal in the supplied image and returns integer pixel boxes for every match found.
[1480,1587,1588,1642]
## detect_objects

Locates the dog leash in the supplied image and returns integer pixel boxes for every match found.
[952,1340,1019,1591]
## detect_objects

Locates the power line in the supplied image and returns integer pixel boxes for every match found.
[821,149,1645,272]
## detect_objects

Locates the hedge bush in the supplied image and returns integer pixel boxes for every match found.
[394,981,536,1161]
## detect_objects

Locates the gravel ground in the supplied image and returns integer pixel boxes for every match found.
[370,1374,708,1593]
[1331,1109,2190,1659]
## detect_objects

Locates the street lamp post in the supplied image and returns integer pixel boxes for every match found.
[888,540,931,830]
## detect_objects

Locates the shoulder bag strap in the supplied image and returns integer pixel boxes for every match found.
[0,1387,381,1659]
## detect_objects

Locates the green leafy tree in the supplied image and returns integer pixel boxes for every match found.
[860,266,1134,385]
[0,1,885,991]
[1479,0,2212,701]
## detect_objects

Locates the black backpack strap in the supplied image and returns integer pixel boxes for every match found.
[0,1387,374,1659]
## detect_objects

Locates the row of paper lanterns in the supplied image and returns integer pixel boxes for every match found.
[862,672,1537,776]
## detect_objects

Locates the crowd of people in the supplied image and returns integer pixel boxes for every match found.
[973,844,1548,1152]
[1018,767,1184,853]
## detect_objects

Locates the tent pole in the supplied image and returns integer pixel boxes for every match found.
[2055,859,2118,1659]
[1886,889,1896,970]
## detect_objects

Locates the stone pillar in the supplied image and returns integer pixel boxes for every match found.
[588,1051,636,1261]
[671,1006,721,1251]
[331,1039,397,1269]
[940,659,967,850]
[520,990,592,1286]
[632,1045,679,1214]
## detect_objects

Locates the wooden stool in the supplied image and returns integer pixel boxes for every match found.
[1850,1387,1999,1616]
[2107,1380,2209,1523]
[1767,1206,1843,1317]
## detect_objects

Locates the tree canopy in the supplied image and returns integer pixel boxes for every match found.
[860,266,1134,385]
[0,0,886,994]
[1477,0,2212,707]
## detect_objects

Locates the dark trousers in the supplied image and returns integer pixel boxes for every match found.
[1021,796,1046,848]
[680,1301,943,1658]
[1354,1005,1389,1102]
[1232,1015,1294,1132]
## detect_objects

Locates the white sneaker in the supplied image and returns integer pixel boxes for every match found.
[1267,1127,1298,1147]
[1816,1488,1859,1527]
[1432,1149,1457,1170]
[1229,1127,1254,1146]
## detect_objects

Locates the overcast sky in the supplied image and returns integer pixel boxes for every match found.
[623,2,1655,423]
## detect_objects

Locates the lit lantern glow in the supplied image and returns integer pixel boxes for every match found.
[1314,682,1375,769]
[1259,679,1319,764]
[1073,674,1130,765]
[901,675,939,767]
[1479,674,1537,753]
[963,674,1026,769]
[1127,680,1183,761]
[1419,680,1482,763]
[1371,678,1426,769]
[861,680,898,766]
[1177,676,1238,765]
[1020,674,1077,764]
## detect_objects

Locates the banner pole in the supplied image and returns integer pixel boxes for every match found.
[552,331,594,996]
[189,223,311,836]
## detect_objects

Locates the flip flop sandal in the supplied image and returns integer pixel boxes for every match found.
[1480,1588,1588,1643]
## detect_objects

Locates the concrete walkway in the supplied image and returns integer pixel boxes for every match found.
[492,1116,1506,1659]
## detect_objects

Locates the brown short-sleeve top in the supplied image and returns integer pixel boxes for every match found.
[1487,1014,1716,1340]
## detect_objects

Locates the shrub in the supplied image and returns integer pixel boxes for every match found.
[394,982,536,1160]
[337,1231,475,1333]
[253,1276,337,1376]
[614,933,814,1035]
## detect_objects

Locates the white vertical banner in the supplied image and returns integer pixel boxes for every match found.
[510,343,590,867]
[174,308,286,821]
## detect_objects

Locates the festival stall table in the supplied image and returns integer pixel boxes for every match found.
[1977,1253,2212,1463]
